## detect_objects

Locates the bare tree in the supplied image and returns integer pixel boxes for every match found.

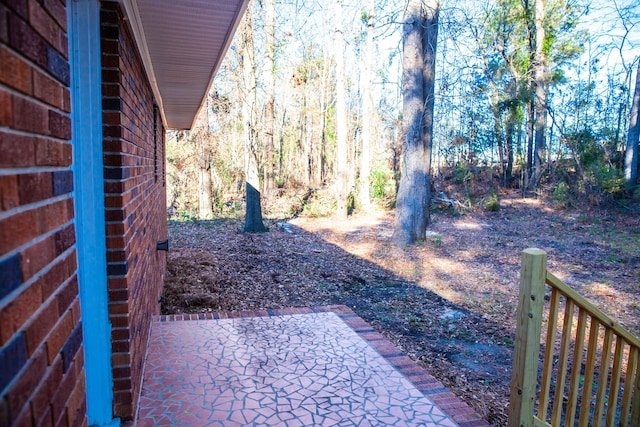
[241,10,266,232]
[393,0,439,246]
[187,99,215,219]
[263,0,276,196]
[197,133,213,219]
[335,0,348,218]
[360,0,375,211]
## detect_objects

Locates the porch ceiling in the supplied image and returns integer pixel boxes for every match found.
[122,0,249,130]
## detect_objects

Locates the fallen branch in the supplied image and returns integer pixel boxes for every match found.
[432,192,469,210]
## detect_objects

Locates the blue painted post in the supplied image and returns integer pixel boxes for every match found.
[69,1,120,426]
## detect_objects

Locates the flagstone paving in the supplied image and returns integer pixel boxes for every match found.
[136,306,489,427]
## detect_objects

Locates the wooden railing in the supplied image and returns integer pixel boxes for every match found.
[508,249,640,427]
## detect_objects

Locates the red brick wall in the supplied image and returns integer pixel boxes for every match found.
[0,1,87,426]
[100,2,168,420]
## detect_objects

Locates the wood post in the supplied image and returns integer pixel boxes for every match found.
[508,248,547,427]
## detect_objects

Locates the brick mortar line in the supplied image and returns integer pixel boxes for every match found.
[0,35,68,70]
[103,180,160,200]
[0,244,76,312]
[0,81,71,116]
[103,151,153,158]
[0,208,74,257]
[3,271,74,357]
[0,192,73,220]
[0,166,73,178]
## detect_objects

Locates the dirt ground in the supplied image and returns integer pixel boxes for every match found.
[163,191,640,426]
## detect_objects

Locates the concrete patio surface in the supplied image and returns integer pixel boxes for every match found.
[135,306,490,427]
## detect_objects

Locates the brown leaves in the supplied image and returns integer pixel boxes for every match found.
[164,193,639,426]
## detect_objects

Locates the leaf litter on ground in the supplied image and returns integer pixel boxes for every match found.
[163,191,640,426]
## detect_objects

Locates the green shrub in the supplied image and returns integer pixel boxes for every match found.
[347,191,356,215]
[430,234,442,247]
[370,165,396,208]
[566,128,626,199]
[170,208,199,222]
[453,164,473,184]
[465,187,476,207]
[484,191,500,212]
[301,189,336,217]
[592,166,624,196]
[553,182,570,209]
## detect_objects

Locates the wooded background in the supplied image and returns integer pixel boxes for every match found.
[165,0,640,223]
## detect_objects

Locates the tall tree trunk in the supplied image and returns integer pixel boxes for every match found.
[319,50,329,184]
[523,0,535,191]
[420,1,438,192]
[392,0,439,247]
[307,111,314,185]
[625,59,640,188]
[241,10,266,233]
[245,151,266,232]
[360,0,375,211]
[616,89,626,169]
[278,108,286,185]
[526,102,534,189]
[198,155,213,219]
[298,100,307,186]
[530,0,547,190]
[505,103,517,183]
[392,119,402,196]
[197,100,213,219]
[263,0,276,196]
[492,104,506,183]
[335,0,348,218]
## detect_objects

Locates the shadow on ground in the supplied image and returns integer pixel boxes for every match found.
[163,216,516,425]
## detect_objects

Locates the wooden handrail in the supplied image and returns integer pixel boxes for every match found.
[508,249,640,427]
[546,272,640,350]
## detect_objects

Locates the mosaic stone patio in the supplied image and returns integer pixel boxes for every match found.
[136,306,489,427]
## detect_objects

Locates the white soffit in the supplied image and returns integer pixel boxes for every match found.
[121,0,249,130]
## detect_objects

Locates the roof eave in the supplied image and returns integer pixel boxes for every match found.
[118,0,249,130]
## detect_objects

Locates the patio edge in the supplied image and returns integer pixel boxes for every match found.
[155,305,491,427]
